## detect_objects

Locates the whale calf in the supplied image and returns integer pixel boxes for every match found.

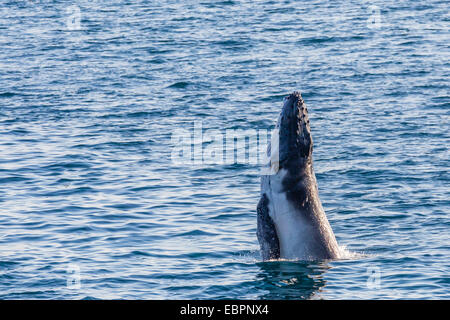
[257,92,341,261]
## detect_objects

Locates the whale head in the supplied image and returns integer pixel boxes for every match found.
[258,92,341,261]
[276,91,313,168]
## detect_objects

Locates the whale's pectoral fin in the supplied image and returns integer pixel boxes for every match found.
[257,193,280,260]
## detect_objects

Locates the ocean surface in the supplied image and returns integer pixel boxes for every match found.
[0,0,449,299]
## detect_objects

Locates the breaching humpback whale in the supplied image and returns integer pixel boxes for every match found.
[257,92,341,261]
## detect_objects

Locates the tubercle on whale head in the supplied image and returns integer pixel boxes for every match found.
[276,91,313,167]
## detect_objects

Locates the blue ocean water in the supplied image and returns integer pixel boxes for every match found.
[0,0,449,299]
